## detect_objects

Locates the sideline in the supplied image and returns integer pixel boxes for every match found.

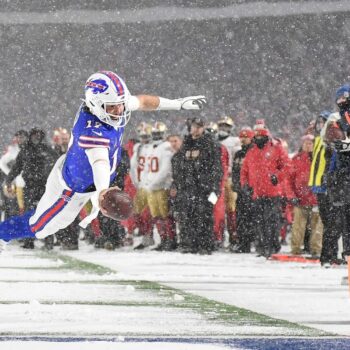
[0,336,349,350]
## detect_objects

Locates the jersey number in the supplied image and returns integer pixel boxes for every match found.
[86,120,102,129]
[137,156,159,181]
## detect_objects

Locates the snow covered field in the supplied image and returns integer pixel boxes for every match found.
[0,242,349,349]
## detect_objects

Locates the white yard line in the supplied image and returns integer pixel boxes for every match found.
[0,1,348,24]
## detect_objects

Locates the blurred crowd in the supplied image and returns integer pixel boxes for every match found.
[0,104,349,267]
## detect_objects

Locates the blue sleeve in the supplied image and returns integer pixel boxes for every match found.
[328,151,338,173]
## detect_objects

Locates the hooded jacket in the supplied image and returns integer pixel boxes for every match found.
[7,128,58,187]
[240,139,290,199]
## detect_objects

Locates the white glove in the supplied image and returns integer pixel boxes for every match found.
[208,192,218,205]
[179,95,207,110]
[157,96,207,111]
[312,206,319,213]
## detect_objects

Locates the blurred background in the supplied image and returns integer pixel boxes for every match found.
[0,0,348,151]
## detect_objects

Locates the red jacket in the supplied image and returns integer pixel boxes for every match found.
[289,151,317,206]
[240,140,290,199]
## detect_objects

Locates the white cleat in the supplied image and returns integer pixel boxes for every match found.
[133,235,155,250]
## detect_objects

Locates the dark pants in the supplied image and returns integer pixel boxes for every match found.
[332,203,350,258]
[56,217,80,247]
[324,168,350,261]
[236,192,255,252]
[23,184,45,247]
[178,195,214,253]
[254,197,281,257]
[318,193,341,263]
[98,212,126,246]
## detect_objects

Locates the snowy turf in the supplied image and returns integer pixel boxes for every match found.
[61,244,349,336]
[0,242,349,349]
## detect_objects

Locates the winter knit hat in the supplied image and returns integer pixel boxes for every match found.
[239,127,255,139]
[253,119,270,137]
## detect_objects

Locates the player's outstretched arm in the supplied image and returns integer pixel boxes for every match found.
[128,95,207,112]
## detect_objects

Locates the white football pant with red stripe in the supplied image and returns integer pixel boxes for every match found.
[29,155,93,239]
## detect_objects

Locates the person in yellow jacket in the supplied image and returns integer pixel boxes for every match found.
[308,110,342,266]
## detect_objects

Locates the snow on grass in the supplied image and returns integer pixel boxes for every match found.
[0,244,341,339]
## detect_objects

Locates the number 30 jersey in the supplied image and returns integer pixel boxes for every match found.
[143,140,174,191]
[130,142,153,189]
[62,105,124,193]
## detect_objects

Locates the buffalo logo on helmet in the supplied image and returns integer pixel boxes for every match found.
[85,79,108,94]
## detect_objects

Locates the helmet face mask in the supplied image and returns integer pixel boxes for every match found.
[137,122,152,144]
[218,124,232,137]
[217,116,234,137]
[85,71,131,128]
[151,122,167,141]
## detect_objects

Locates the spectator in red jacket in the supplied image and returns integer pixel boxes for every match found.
[240,123,290,257]
[289,135,323,257]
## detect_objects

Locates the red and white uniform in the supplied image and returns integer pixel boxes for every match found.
[130,142,153,189]
[220,136,241,175]
[0,143,25,188]
[143,140,173,191]
[142,139,175,241]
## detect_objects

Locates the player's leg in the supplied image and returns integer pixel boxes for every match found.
[133,189,153,249]
[158,190,176,250]
[150,190,176,251]
[30,188,91,240]
[145,190,163,249]
[225,179,237,245]
[0,155,67,242]
[0,210,36,242]
[309,210,323,258]
[213,190,225,247]
[290,206,307,255]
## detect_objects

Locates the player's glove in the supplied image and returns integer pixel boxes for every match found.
[208,192,218,205]
[270,174,278,186]
[3,183,16,199]
[241,185,253,197]
[179,96,207,110]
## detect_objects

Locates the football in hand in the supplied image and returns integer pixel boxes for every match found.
[324,123,345,143]
[100,189,133,221]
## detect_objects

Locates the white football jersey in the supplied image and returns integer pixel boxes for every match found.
[0,143,19,175]
[130,142,153,189]
[143,140,174,191]
[220,136,241,173]
[0,143,26,187]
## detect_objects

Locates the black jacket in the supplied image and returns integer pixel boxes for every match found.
[232,144,253,192]
[7,136,58,188]
[173,133,223,199]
